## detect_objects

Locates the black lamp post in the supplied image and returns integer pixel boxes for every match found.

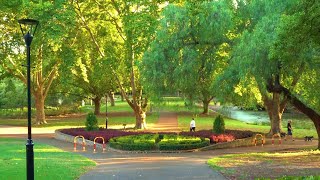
[18,18,39,180]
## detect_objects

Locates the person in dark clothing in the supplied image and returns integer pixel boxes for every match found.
[287,120,294,141]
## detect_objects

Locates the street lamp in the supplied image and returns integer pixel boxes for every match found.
[18,18,39,180]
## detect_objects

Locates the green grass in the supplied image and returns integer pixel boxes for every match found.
[80,101,133,113]
[0,138,96,180]
[0,113,159,129]
[153,99,203,114]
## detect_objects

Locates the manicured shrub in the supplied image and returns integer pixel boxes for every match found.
[158,138,210,150]
[109,134,158,151]
[85,112,99,131]
[213,115,225,134]
[108,134,210,151]
[109,139,156,151]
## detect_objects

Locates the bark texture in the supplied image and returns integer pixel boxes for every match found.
[92,96,101,115]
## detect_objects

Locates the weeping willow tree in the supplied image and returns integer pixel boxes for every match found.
[142,0,235,114]
[215,0,301,135]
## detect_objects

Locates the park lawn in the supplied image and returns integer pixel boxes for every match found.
[80,101,133,113]
[178,115,318,139]
[0,138,96,180]
[153,100,203,114]
[0,113,159,129]
[207,150,320,180]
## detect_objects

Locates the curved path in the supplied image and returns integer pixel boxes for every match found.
[0,112,318,180]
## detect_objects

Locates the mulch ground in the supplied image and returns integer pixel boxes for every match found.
[212,149,320,180]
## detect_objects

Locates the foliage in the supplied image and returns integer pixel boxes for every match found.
[85,112,99,131]
[158,139,210,151]
[0,78,26,110]
[213,115,225,134]
[0,138,95,180]
[109,134,158,151]
[142,0,234,113]
[109,134,210,151]
[0,0,76,124]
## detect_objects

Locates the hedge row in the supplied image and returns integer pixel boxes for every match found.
[158,139,210,151]
[109,140,156,151]
[108,134,210,151]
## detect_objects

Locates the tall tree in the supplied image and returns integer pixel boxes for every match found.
[273,0,320,148]
[0,0,75,124]
[142,0,234,114]
[216,0,299,135]
[68,31,118,115]
[72,0,171,128]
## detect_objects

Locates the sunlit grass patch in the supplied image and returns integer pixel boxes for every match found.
[0,138,96,180]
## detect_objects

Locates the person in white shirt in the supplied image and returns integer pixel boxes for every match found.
[141,112,147,129]
[190,118,196,132]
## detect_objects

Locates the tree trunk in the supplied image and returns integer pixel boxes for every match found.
[92,96,101,115]
[202,99,210,115]
[35,91,47,125]
[120,93,124,102]
[263,93,285,136]
[282,87,320,149]
[108,92,115,106]
[134,109,144,129]
[271,92,282,134]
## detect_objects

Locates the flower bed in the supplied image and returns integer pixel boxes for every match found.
[180,130,254,143]
[59,128,255,145]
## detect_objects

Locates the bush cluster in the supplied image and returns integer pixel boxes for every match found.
[109,134,158,151]
[213,115,225,134]
[108,134,210,151]
[158,135,210,150]
[85,112,99,131]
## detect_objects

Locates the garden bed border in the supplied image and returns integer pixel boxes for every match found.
[54,129,255,153]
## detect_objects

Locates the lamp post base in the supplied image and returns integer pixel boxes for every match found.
[26,139,34,180]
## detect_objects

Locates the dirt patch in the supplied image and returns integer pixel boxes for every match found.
[209,150,320,179]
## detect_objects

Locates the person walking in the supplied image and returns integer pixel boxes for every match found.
[141,112,147,129]
[190,118,196,132]
[287,120,294,141]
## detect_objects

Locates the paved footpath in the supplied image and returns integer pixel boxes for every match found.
[146,112,180,132]
[0,113,318,180]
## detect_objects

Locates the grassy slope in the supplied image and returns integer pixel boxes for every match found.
[0,138,95,180]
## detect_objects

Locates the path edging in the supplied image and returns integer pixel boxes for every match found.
[199,137,254,151]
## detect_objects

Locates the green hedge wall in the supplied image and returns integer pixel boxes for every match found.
[109,134,210,151]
